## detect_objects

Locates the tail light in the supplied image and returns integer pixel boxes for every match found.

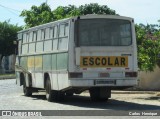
[69,72,83,78]
[125,72,137,77]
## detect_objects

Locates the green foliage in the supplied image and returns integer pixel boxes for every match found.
[0,20,22,58]
[136,24,160,71]
[79,3,116,15]
[53,5,81,20]
[20,3,116,27]
[53,3,116,20]
[20,3,55,28]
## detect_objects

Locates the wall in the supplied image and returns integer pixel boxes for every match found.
[138,66,160,90]
[0,54,4,73]
[1,55,16,73]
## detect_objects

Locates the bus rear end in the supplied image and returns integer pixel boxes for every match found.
[68,15,138,101]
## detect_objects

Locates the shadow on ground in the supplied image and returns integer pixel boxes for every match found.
[136,96,160,100]
[25,94,160,111]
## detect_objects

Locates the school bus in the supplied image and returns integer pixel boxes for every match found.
[15,14,138,102]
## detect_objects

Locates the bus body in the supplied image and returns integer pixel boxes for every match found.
[16,14,138,102]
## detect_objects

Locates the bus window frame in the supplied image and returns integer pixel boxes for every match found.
[43,27,53,52]
[52,25,58,51]
[58,22,69,50]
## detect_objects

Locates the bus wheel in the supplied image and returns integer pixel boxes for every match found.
[23,80,32,96]
[45,78,64,102]
[45,78,54,102]
[89,87,110,101]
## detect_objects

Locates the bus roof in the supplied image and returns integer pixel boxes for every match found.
[18,14,133,33]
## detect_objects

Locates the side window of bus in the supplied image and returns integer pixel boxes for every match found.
[37,30,41,41]
[53,25,58,50]
[28,31,37,53]
[44,27,52,51]
[49,27,54,39]
[36,29,44,52]
[22,33,29,54]
[36,41,43,52]
[41,29,45,40]
[33,31,37,41]
[45,28,50,40]
[28,31,33,53]
[29,32,33,42]
[22,33,28,43]
[58,23,69,50]
[18,40,22,55]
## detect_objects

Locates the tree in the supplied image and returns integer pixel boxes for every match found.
[79,3,116,15]
[0,20,22,60]
[20,3,55,28]
[20,3,117,27]
[53,5,80,20]
[136,24,160,71]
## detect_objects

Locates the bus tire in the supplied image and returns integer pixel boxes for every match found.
[23,79,32,96]
[45,78,54,102]
[89,87,109,101]
[45,77,64,102]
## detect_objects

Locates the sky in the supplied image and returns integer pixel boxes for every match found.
[0,0,160,26]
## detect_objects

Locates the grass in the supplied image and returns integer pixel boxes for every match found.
[0,73,15,76]
[0,73,16,79]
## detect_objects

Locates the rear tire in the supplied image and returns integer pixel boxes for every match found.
[23,79,32,96]
[89,87,110,101]
[45,78,53,102]
[45,77,64,102]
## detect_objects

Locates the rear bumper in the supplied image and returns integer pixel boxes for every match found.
[68,78,137,87]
